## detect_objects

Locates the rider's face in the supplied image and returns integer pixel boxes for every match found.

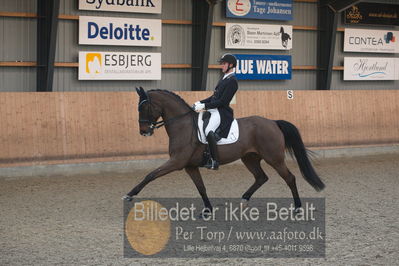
[221,62,231,73]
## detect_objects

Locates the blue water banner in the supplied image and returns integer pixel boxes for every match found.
[226,0,293,21]
[234,54,292,80]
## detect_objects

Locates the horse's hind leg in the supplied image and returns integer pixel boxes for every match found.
[271,161,302,210]
[241,153,269,202]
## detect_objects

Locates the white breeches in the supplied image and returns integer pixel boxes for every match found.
[205,108,220,136]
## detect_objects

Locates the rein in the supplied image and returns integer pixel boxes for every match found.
[138,98,193,130]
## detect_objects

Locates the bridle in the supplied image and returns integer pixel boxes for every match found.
[138,96,192,130]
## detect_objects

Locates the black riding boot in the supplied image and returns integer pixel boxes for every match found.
[205,131,219,170]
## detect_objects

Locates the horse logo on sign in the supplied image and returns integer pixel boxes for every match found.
[227,25,245,47]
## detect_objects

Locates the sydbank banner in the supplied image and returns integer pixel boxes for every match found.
[226,23,292,50]
[344,28,399,53]
[234,54,292,80]
[344,57,399,81]
[79,0,162,14]
[79,52,161,80]
[226,0,293,21]
[79,16,161,46]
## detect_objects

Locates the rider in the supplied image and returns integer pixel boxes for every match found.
[193,53,238,170]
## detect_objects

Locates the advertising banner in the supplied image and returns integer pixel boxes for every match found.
[124,198,325,258]
[79,16,162,46]
[344,3,399,26]
[344,28,399,53]
[234,54,292,80]
[79,0,162,14]
[225,23,292,50]
[344,57,398,81]
[79,52,161,80]
[226,0,293,21]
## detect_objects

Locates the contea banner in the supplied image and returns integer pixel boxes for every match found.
[226,0,293,21]
[344,28,399,53]
[226,23,292,50]
[344,57,399,81]
[79,52,161,80]
[79,16,161,46]
[234,54,292,80]
[79,0,162,14]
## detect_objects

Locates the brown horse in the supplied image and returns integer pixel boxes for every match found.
[123,88,325,212]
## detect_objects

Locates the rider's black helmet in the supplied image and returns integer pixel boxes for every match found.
[218,53,237,68]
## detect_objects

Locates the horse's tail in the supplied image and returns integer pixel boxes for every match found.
[275,120,325,191]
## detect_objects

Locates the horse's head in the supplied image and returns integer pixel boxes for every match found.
[280,27,284,33]
[135,87,162,136]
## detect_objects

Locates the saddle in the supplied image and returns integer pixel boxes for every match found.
[197,111,239,145]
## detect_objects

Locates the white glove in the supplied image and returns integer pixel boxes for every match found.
[194,102,205,112]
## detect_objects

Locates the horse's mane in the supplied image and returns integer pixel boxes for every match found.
[148,89,193,110]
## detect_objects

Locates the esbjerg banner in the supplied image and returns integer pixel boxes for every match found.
[225,23,292,50]
[234,54,292,80]
[78,52,161,80]
[344,28,399,53]
[79,0,162,14]
[79,16,162,46]
[344,57,399,81]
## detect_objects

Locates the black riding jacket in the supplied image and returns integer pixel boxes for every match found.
[200,74,238,138]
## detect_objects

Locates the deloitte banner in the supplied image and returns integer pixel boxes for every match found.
[226,0,293,21]
[79,16,161,46]
[226,23,292,50]
[79,52,161,80]
[79,0,162,14]
[344,57,399,81]
[234,54,292,80]
[344,28,399,53]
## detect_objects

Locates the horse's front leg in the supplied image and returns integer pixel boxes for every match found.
[122,158,185,201]
[185,166,212,212]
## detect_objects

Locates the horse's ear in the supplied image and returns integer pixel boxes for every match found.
[135,87,140,95]
[139,87,148,100]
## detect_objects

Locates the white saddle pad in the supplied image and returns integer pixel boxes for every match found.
[197,112,239,145]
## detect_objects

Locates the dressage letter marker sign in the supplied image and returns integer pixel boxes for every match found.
[79,0,162,14]
[79,52,161,80]
[225,23,292,50]
[234,54,292,80]
[79,16,161,46]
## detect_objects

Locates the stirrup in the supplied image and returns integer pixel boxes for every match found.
[204,158,219,170]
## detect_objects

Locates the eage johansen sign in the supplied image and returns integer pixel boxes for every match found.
[226,0,293,21]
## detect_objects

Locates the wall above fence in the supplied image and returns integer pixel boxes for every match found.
[0,90,398,167]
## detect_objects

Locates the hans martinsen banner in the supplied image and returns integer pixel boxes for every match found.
[79,52,161,80]
[226,23,292,50]
[226,0,293,21]
[344,57,399,81]
[79,0,162,14]
[344,29,399,53]
[234,54,292,80]
[79,16,161,46]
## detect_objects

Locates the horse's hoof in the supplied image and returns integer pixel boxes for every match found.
[198,212,210,220]
[294,207,303,214]
[122,195,133,202]
[198,208,212,219]
[240,199,249,208]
